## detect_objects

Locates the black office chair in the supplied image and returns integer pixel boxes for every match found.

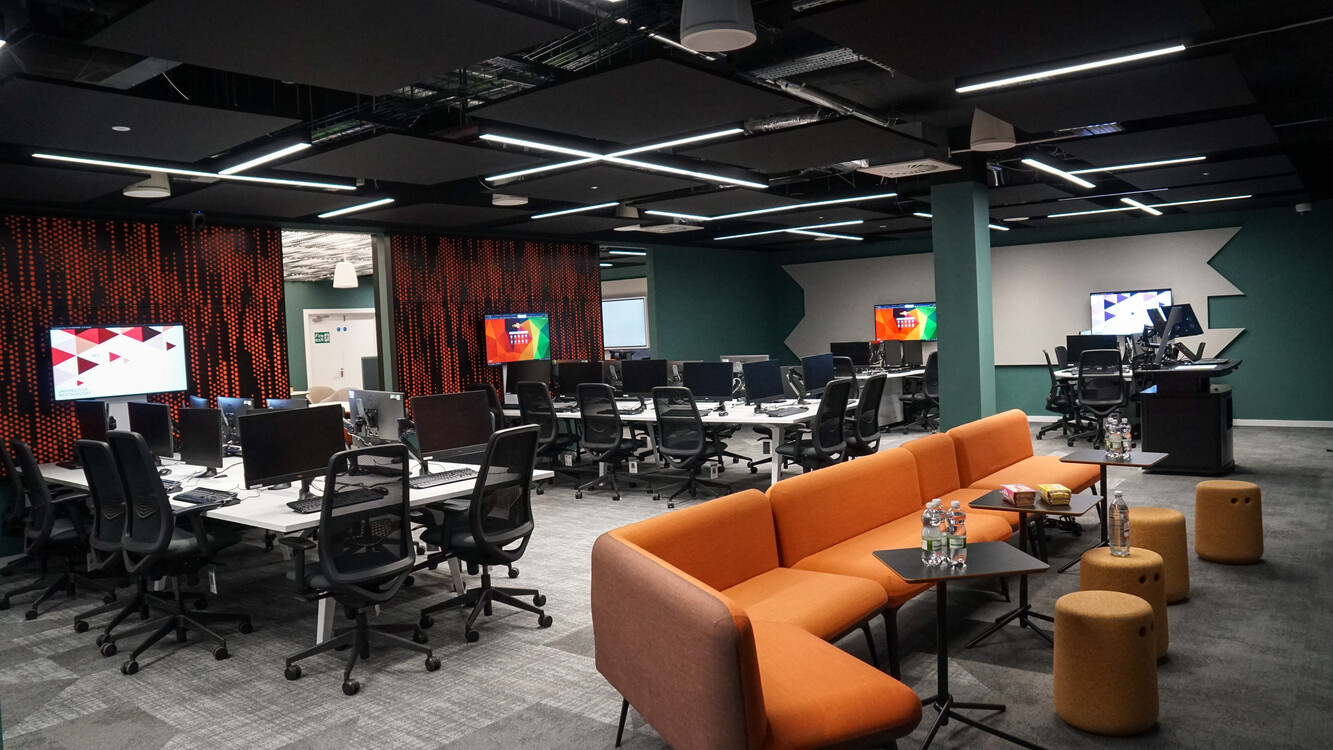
[1072,349,1128,448]
[281,443,438,695]
[70,439,139,636]
[776,377,854,472]
[105,430,252,675]
[899,351,939,433]
[515,380,580,491]
[651,387,728,509]
[466,382,509,431]
[832,356,860,399]
[845,373,887,459]
[1054,345,1070,368]
[1038,350,1080,440]
[575,383,645,501]
[417,425,552,642]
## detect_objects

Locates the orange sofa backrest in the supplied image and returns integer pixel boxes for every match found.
[901,433,963,502]
[767,448,923,567]
[611,489,780,592]
[947,409,1034,485]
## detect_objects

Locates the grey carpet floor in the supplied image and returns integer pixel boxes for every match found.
[1,424,1330,749]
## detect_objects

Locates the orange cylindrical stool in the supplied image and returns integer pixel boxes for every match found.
[1128,507,1190,604]
[1053,590,1159,736]
[1195,480,1263,564]
[1079,547,1168,659]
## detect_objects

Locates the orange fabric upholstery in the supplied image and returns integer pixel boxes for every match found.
[947,409,1035,486]
[968,456,1100,494]
[767,448,922,567]
[901,433,963,502]
[723,567,887,642]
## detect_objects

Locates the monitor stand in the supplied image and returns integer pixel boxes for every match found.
[55,459,81,471]
[278,478,316,501]
[194,467,219,479]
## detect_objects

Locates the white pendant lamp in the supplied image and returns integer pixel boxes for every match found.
[680,0,756,52]
[332,257,358,288]
[969,109,1016,152]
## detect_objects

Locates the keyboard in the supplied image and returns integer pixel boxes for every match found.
[174,487,237,506]
[1191,358,1227,365]
[408,467,479,490]
[765,406,807,418]
[286,487,387,515]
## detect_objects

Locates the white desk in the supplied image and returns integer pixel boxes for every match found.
[853,368,925,426]
[39,456,554,643]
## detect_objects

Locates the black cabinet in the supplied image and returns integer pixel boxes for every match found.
[1142,384,1234,475]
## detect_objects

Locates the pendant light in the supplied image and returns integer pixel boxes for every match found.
[332,256,358,288]
[680,0,756,52]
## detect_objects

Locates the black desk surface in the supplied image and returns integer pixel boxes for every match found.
[969,489,1100,517]
[875,541,1048,583]
[1060,449,1169,468]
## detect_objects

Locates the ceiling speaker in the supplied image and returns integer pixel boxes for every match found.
[969,109,1017,152]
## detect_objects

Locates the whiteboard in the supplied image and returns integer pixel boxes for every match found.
[603,297,649,349]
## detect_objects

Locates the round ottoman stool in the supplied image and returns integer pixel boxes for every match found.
[1053,590,1158,736]
[1079,547,1168,659]
[1128,507,1190,604]
[1195,480,1263,564]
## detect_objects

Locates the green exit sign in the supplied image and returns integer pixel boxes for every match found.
[314,332,331,344]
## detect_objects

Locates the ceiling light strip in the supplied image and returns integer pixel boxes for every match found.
[1068,156,1205,175]
[218,142,311,175]
[33,152,356,190]
[956,44,1186,94]
[318,198,395,218]
[644,209,712,222]
[1021,158,1097,189]
[530,202,619,220]
[912,212,932,219]
[1049,194,1251,217]
[788,229,863,241]
[988,223,1011,231]
[711,191,898,221]
[1120,197,1162,216]
[607,128,744,158]
[912,212,1009,230]
[714,220,863,241]
[481,129,760,187]
[478,134,600,159]
[603,156,767,189]
[485,157,599,182]
[606,249,647,256]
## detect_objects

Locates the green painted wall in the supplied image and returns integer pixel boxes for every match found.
[284,277,377,391]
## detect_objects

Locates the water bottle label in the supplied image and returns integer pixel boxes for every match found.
[948,536,966,550]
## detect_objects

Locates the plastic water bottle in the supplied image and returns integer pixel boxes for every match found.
[1103,417,1118,460]
[947,500,968,566]
[1119,418,1133,458]
[921,499,945,565]
[1109,490,1130,556]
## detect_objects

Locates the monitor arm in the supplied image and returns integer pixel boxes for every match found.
[787,369,807,405]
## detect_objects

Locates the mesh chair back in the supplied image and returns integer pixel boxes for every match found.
[849,374,887,449]
[832,356,859,399]
[316,444,414,600]
[9,440,60,554]
[811,378,853,459]
[1054,345,1069,368]
[578,383,623,453]
[467,425,539,566]
[0,442,27,535]
[466,382,505,432]
[1077,349,1126,412]
[516,381,559,446]
[923,352,940,399]
[76,440,127,568]
[107,431,175,574]
[652,387,707,465]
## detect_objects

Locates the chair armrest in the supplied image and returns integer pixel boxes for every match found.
[172,503,224,557]
[278,536,316,551]
[279,536,316,592]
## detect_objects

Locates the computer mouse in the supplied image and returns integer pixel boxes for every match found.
[372,485,390,496]
[158,468,171,476]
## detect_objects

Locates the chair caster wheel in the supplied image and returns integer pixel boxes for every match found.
[538,614,553,628]
[425,656,441,672]
[285,663,302,680]
[1067,440,1075,447]
[749,466,757,474]
[100,642,118,657]
[653,494,661,502]
[419,615,433,629]
[508,567,519,579]
[404,575,415,587]
[412,629,428,644]
[667,502,675,509]
[96,633,109,646]
[465,629,480,643]
[612,494,621,502]
[74,620,89,633]
[121,660,139,675]
[533,594,546,606]
[467,564,479,575]
[213,646,229,660]
[238,621,254,635]
[535,487,544,495]
[25,609,38,621]
[575,491,582,499]
[342,679,360,696]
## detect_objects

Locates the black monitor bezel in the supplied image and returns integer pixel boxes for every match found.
[620,359,670,397]
[177,407,224,470]
[410,391,494,461]
[239,403,346,490]
[742,360,785,405]
[830,341,872,367]
[73,399,109,442]
[800,353,836,396]
[682,361,734,399]
[554,360,605,397]
[127,401,174,459]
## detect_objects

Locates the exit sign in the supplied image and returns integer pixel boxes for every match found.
[314,332,331,344]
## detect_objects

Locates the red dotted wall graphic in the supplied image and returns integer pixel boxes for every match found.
[0,214,289,462]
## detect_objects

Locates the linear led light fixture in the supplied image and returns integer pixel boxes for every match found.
[789,229,863,241]
[318,197,395,218]
[609,128,743,157]
[913,212,932,219]
[531,202,619,220]
[218,142,311,175]
[644,209,712,222]
[911,211,1009,230]
[1049,194,1251,217]
[1021,158,1097,189]
[34,153,356,190]
[710,191,899,221]
[607,249,647,256]
[1068,156,1205,175]
[956,44,1186,94]
[714,220,862,241]
[1121,197,1162,216]
[988,223,1010,231]
[641,27,716,61]
[600,262,614,267]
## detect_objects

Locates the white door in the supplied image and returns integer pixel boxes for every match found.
[305,309,377,392]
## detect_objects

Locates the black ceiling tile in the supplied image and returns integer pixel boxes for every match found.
[797,0,1212,83]
[353,203,528,227]
[472,59,805,144]
[640,189,806,216]
[278,134,542,185]
[1061,115,1279,164]
[682,118,925,173]
[989,182,1072,205]
[988,199,1130,219]
[1115,155,1296,190]
[752,206,899,228]
[867,216,933,232]
[1176,194,1300,213]
[151,184,366,218]
[965,55,1255,133]
[89,0,569,96]
[501,164,701,202]
[0,78,297,162]
[513,216,640,234]
[0,164,141,203]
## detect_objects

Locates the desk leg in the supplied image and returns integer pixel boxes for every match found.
[965,515,1053,649]
[768,430,782,486]
[316,598,335,645]
[448,557,467,595]
[1058,465,1110,573]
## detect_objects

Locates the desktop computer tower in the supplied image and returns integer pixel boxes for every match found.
[1142,384,1234,475]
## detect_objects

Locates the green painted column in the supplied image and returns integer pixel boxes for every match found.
[930,180,995,428]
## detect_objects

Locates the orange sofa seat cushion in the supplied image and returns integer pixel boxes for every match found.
[724,567,887,642]
[901,433,964,501]
[942,486,1020,526]
[767,448,923,567]
[947,409,1035,486]
[754,621,922,750]
[968,455,1100,494]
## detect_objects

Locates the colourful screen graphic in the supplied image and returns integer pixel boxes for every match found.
[484,313,551,365]
[1089,289,1172,335]
[50,325,188,401]
[874,303,937,342]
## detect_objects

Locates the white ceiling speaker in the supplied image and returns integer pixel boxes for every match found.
[680,0,756,52]
[858,158,961,179]
[332,259,358,289]
[969,109,1017,152]
[491,193,527,206]
[122,172,171,199]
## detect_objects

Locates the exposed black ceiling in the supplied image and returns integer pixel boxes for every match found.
[0,0,1326,250]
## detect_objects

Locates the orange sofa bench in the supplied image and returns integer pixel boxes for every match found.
[947,409,1100,494]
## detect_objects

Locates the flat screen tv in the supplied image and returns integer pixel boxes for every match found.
[1089,288,1172,336]
[484,313,551,365]
[50,324,188,401]
[874,303,937,342]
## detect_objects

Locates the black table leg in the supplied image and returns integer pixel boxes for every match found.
[965,513,1053,648]
[1059,465,1110,573]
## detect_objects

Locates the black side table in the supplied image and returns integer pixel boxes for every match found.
[1057,450,1169,572]
[875,542,1050,750]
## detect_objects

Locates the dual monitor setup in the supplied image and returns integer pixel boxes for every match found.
[1071,289,1207,368]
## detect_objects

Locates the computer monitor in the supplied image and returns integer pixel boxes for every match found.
[874,302,938,342]
[73,399,109,442]
[348,389,406,443]
[621,359,669,397]
[177,408,224,476]
[879,340,904,368]
[830,341,872,367]
[682,362,734,400]
[1162,303,1204,339]
[187,395,208,409]
[504,359,552,394]
[1066,334,1120,364]
[49,324,188,401]
[411,391,494,462]
[266,397,309,410]
[127,401,173,461]
[742,360,785,405]
[555,361,604,397]
[216,397,253,444]
[1089,288,1172,336]
[240,404,346,495]
[484,312,550,365]
[902,341,925,368]
[800,353,836,395]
